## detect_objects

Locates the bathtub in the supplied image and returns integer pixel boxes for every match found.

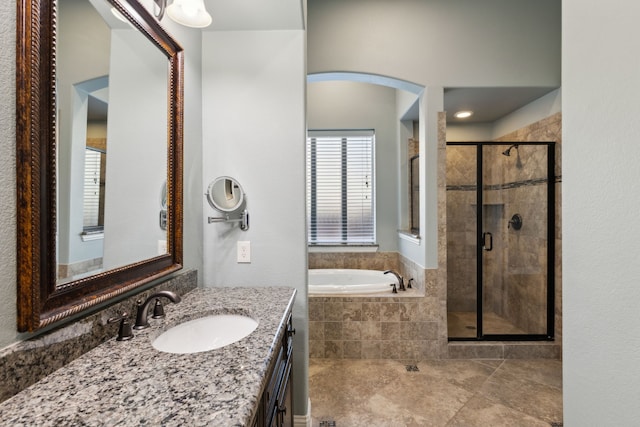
[308,269,399,295]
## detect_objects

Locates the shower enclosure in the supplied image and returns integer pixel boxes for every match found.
[446,142,555,340]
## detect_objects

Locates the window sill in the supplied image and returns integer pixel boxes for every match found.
[308,245,379,253]
[80,231,104,242]
[398,230,421,245]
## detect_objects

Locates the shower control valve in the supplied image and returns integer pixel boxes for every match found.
[508,213,523,230]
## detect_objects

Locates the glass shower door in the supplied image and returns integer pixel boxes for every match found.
[447,142,554,340]
[446,144,478,338]
[481,143,553,338]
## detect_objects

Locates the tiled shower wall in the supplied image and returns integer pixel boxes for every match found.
[495,113,562,341]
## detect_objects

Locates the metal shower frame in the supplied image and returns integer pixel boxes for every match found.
[447,141,556,342]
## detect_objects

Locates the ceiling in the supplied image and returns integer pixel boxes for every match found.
[443,87,558,124]
[197,1,557,125]
[87,96,108,122]
[402,86,558,123]
[98,2,558,126]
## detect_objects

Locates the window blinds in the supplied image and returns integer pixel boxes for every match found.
[83,149,102,228]
[307,130,375,244]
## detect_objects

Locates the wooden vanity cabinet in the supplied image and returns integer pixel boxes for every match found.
[252,312,294,427]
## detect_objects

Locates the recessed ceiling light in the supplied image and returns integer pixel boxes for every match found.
[454,110,473,119]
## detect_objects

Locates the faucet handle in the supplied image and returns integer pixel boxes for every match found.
[151,298,165,319]
[133,298,149,330]
[407,278,414,289]
[108,312,134,341]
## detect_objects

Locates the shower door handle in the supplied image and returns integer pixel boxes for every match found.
[482,232,493,251]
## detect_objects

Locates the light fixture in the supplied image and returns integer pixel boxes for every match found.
[150,0,212,28]
[454,110,474,119]
[167,0,212,28]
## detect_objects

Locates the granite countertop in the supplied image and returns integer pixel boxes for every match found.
[0,286,296,426]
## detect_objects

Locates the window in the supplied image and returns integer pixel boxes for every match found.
[307,130,375,245]
[82,147,106,232]
[410,154,420,234]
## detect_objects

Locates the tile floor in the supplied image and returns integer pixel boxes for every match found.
[309,358,562,426]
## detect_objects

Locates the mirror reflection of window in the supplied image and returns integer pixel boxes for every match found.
[83,147,106,230]
[83,92,108,234]
[410,154,420,234]
[225,179,234,201]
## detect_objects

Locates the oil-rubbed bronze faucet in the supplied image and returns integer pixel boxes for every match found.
[133,290,181,330]
[108,312,134,341]
[384,270,405,291]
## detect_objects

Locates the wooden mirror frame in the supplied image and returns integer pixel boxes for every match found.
[16,0,184,332]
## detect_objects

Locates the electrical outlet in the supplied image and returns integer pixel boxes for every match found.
[237,241,251,263]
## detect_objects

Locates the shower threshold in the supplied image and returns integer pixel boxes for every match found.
[447,311,527,338]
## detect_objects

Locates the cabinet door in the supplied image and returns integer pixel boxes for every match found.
[275,360,292,427]
[279,369,293,427]
[265,311,294,427]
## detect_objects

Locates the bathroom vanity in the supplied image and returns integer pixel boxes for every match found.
[0,287,296,426]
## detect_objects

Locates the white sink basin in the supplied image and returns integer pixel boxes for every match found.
[152,314,258,354]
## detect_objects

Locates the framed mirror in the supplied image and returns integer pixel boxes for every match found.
[16,0,184,332]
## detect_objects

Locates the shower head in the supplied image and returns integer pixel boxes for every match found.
[502,144,519,157]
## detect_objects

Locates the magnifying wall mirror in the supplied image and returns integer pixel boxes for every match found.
[16,0,184,332]
[206,177,249,231]
[206,176,245,212]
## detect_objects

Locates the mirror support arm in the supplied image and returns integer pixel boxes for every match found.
[207,209,249,231]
